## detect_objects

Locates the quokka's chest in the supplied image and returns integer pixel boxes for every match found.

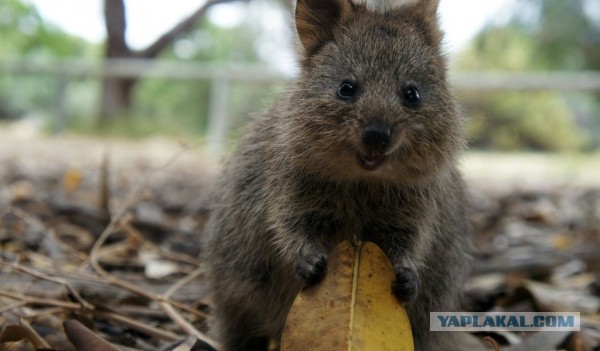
[287,183,427,241]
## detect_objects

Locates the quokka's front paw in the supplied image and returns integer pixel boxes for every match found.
[295,253,327,286]
[392,266,419,303]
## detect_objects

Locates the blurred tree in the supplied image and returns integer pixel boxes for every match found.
[131,4,288,138]
[100,0,248,122]
[527,0,600,146]
[0,0,91,58]
[456,0,600,151]
[0,0,93,119]
[525,0,600,70]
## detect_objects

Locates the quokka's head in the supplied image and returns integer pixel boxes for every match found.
[281,0,465,184]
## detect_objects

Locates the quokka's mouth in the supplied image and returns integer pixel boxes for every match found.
[358,152,386,171]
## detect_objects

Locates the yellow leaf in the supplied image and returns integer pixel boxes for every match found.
[10,180,34,202]
[281,241,413,351]
[62,168,83,193]
[552,234,573,251]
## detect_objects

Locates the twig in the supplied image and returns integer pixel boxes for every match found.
[156,247,204,267]
[100,151,110,213]
[116,305,168,318]
[89,213,160,301]
[20,318,51,349]
[0,300,27,313]
[123,223,203,267]
[27,307,69,318]
[59,269,109,284]
[157,266,216,348]
[0,290,82,310]
[94,310,181,342]
[87,145,213,343]
[484,336,501,351]
[88,144,191,297]
[163,300,206,319]
[162,267,205,300]
[159,302,221,350]
[11,207,89,262]
[0,259,94,310]
[89,233,207,315]
[117,223,208,317]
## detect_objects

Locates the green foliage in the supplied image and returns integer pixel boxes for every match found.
[0,0,94,58]
[458,24,534,71]
[131,19,284,138]
[465,91,587,151]
[0,0,98,120]
[527,0,600,71]
[0,0,281,136]
[455,0,600,151]
[133,79,212,136]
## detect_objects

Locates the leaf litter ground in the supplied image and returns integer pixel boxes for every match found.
[0,131,598,350]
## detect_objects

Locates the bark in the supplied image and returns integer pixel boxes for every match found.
[99,77,137,120]
[100,0,133,121]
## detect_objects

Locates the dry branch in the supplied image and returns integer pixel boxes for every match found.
[0,260,93,310]
[0,290,82,310]
[94,310,182,342]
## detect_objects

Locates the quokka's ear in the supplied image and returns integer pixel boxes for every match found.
[295,0,352,60]
[422,0,440,17]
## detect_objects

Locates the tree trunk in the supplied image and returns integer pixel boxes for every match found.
[99,0,246,123]
[99,77,137,121]
[99,0,133,122]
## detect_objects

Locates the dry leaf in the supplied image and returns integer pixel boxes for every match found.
[281,241,413,351]
[502,331,572,351]
[0,340,36,351]
[525,280,600,313]
[18,319,50,349]
[0,323,48,351]
[63,320,121,351]
[552,234,574,251]
[62,168,83,193]
[559,332,583,351]
[9,181,34,203]
[53,223,95,251]
[144,259,179,279]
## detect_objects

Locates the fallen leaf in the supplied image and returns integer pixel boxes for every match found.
[0,323,50,351]
[144,259,179,279]
[552,234,574,251]
[18,319,50,349]
[63,319,121,351]
[53,223,95,251]
[0,340,36,351]
[10,181,34,203]
[0,325,24,343]
[502,331,572,351]
[559,331,583,351]
[525,280,600,313]
[62,168,83,193]
[281,241,413,351]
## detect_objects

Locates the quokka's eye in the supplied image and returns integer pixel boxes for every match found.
[403,85,421,107]
[337,81,357,100]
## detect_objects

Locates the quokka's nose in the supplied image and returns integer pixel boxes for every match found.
[361,121,391,153]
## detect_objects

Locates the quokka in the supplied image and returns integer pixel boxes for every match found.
[202,0,471,350]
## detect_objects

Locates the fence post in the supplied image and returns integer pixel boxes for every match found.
[52,71,68,135]
[206,76,230,155]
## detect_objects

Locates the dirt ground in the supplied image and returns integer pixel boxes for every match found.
[1,126,599,350]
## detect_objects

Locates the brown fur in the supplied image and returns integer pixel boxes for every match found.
[202,0,470,350]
